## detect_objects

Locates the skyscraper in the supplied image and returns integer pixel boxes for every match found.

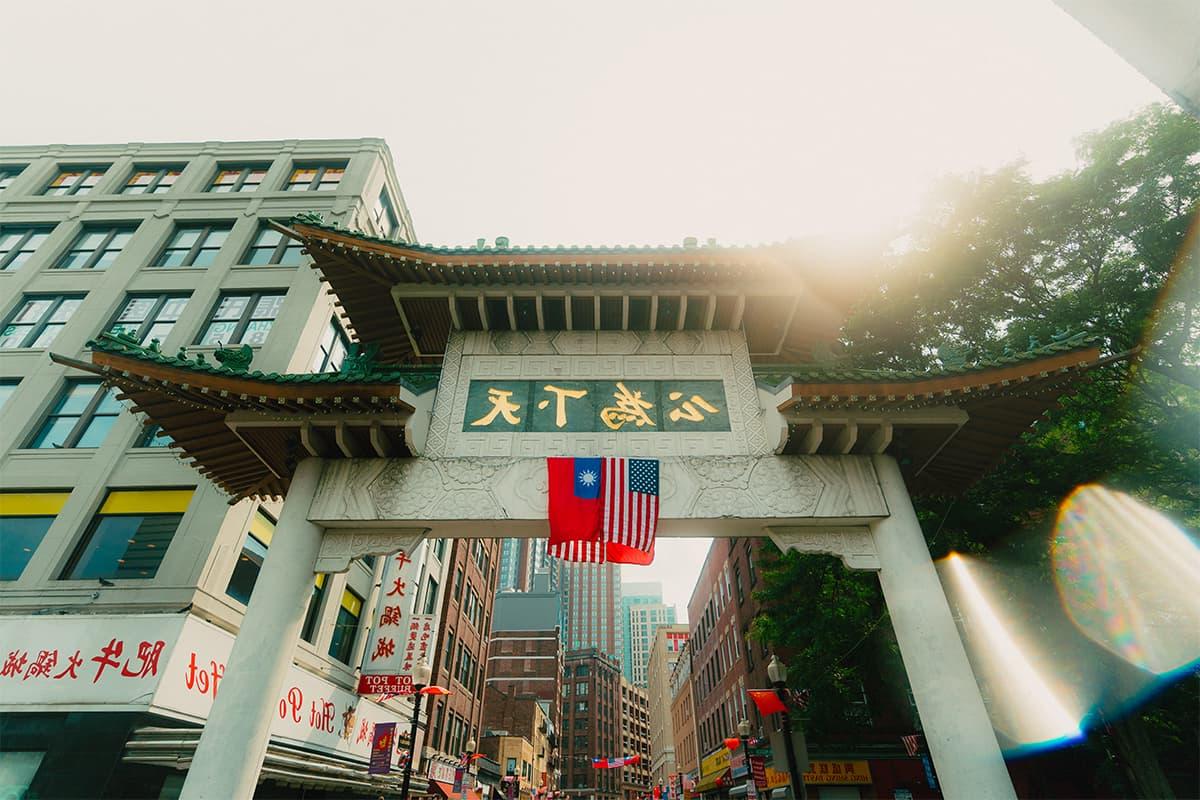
[498,538,559,595]
[560,561,623,660]
[620,581,677,685]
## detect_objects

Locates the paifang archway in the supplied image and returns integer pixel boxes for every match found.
[56,219,1117,800]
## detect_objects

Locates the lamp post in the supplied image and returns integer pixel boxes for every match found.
[766,656,806,800]
[400,658,435,800]
[737,719,756,800]
[460,738,477,800]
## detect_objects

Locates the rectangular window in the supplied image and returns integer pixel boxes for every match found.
[225,510,275,605]
[208,164,269,193]
[310,318,350,373]
[135,423,172,448]
[43,166,108,196]
[0,492,69,580]
[28,380,121,449]
[56,225,136,270]
[122,165,184,195]
[197,292,285,347]
[154,223,232,268]
[372,189,400,239]
[107,294,190,345]
[285,163,346,192]
[300,573,328,643]
[328,587,363,663]
[0,380,18,410]
[0,165,25,193]
[241,224,304,267]
[453,566,464,600]
[434,537,447,562]
[60,489,193,580]
[0,226,53,271]
[422,576,440,615]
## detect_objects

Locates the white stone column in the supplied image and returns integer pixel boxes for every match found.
[181,458,326,800]
[870,455,1016,800]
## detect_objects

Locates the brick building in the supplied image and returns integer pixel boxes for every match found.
[429,538,502,765]
[620,678,652,800]
[480,687,557,798]
[687,539,772,763]
[562,648,622,800]
[668,638,699,787]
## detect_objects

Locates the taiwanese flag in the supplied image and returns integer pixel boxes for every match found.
[546,458,605,562]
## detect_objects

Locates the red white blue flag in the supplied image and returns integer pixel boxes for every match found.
[546,457,658,565]
[592,754,642,769]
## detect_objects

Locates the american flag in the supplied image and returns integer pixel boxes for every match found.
[901,733,923,757]
[604,457,659,555]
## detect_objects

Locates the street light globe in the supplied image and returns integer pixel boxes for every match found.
[737,718,752,737]
[766,655,787,685]
[412,657,433,686]
[466,738,477,753]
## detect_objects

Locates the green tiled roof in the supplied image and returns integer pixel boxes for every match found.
[287,212,779,255]
[88,331,442,394]
[752,332,1102,390]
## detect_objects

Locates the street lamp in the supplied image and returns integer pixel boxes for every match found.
[400,657,441,800]
[766,656,806,800]
[737,718,755,800]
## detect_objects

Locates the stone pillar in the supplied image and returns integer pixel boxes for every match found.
[180,458,326,800]
[870,455,1016,800]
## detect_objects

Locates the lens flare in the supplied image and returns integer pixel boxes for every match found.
[946,553,1083,750]
[1052,485,1200,676]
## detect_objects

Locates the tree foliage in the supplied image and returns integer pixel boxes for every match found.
[751,104,1199,793]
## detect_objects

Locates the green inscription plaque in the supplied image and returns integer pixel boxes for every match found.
[462,379,730,433]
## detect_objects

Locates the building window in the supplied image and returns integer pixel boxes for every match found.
[328,588,363,663]
[0,165,25,193]
[372,189,400,239]
[135,423,172,448]
[734,563,744,605]
[226,510,275,605]
[300,574,328,643]
[310,318,350,373]
[285,163,346,191]
[453,566,464,600]
[60,489,193,580]
[122,165,184,195]
[154,223,232,268]
[241,224,304,267]
[0,492,69,581]
[28,380,121,449]
[0,295,84,350]
[0,226,53,271]
[0,380,18,410]
[196,292,285,347]
[107,294,190,345]
[434,537,447,562]
[422,576,440,615]
[208,164,269,193]
[43,166,108,196]
[56,225,136,270]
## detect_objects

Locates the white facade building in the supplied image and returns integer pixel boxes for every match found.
[0,139,450,798]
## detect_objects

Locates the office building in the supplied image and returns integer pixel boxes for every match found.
[668,639,699,789]
[619,581,663,683]
[560,562,622,661]
[497,538,558,595]
[561,648,622,800]
[619,678,651,800]
[0,138,452,797]
[628,602,678,687]
[646,624,689,788]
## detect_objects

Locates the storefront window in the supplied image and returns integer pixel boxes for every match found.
[328,587,363,663]
[225,510,275,604]
[60,489,193,580]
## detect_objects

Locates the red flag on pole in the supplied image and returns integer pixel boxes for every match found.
[747,689,788,716]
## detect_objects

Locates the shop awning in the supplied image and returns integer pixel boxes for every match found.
[122,725,430,796]
[694,770,729,794]
[432,779,484,800]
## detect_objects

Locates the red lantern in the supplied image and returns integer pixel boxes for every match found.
[723,737,741,752]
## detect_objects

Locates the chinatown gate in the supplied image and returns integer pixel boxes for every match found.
[57,218,1112,800]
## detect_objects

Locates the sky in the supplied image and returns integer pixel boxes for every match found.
[2,1,1168,617]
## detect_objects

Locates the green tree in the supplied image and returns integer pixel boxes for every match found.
[752,104,1199,797]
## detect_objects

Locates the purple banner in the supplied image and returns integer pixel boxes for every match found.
[369,722,396,775]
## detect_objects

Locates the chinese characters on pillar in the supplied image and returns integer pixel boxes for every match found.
[358,548,440,695]
[463,379,730,432]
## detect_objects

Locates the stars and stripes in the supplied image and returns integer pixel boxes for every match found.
[603,457,659,556]
[546,457,659,565]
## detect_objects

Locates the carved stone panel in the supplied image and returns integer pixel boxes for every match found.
[316,528,429,573]
[424,330,774,458]
[765,526,882,571]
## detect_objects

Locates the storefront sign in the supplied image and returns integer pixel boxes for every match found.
[1,614,413,768]
[920,753,938,791]
[370,722,396,775]
[0,615,187,707]
[429,759,461,784]
[764,767,790,790]
[700,747,730,778]
[749,756,767,789]
[359,549,434,694]
[802,761,871,785]
[463,380,730,433]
